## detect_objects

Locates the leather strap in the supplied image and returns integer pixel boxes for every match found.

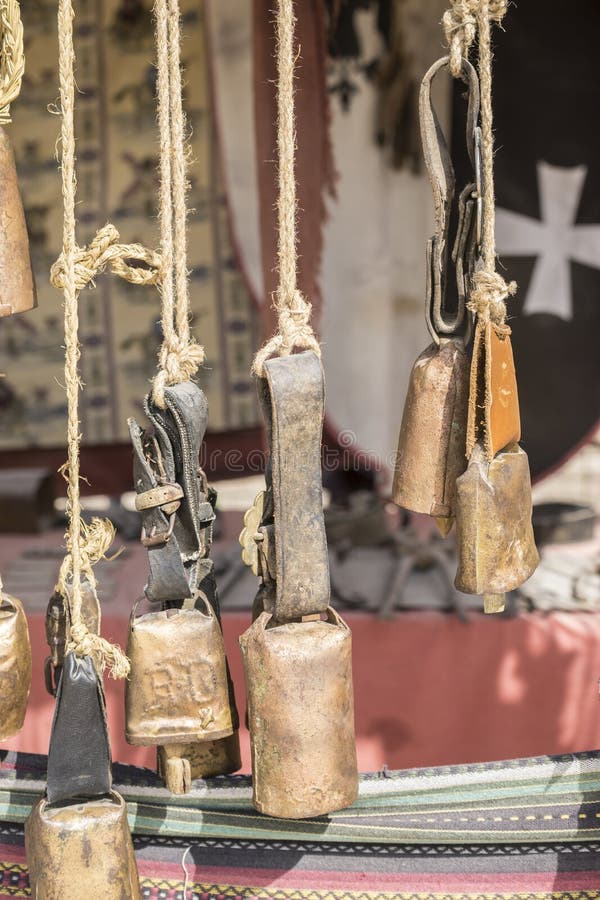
[255,351,330,622]
[129,381,216,604]
[420,55,481,344]
[46,652,111,805]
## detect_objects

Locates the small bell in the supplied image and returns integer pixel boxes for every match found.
[125,599,236,747]
[393,339,469,520]
[0,127,36,317]
[26,653,140,897]
[0,592,31,741]
[240,608,358,819]
[25,792,140,899]
[454,442,539,600]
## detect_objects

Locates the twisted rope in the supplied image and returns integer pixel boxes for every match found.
[443,0,515,326]
[150,0,204,408]
[252,0,320,377]
[0,0,24,124]
[56,0,129,679]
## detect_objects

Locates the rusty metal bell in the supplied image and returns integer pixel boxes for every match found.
[125,598,235,747]
[393,339,469,520]
[240,608,358,819]
[455,442,539,606]
[25,792,140,899]
[0,592,31,741]
[0,127,36,317]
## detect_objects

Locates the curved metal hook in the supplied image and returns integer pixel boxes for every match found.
[420,55,481,345]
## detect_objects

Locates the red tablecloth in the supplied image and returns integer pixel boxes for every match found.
[5,611,600,772]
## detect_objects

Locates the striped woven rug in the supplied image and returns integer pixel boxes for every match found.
[1,750,600,897]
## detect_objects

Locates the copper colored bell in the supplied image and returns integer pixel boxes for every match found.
[0,592,31,741]
[393,339,469,521]
[454,442,539,603]
[125,600,235,746]
[240,608,358,819]
[25,792,140,899]
[0,127,36,317]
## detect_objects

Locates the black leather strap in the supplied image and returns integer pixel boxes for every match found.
[253,352,330,622]
[46,652,111,805]
[129,381,216,604]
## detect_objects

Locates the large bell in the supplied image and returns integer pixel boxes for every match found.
[0,592,31,741]
[125,600,235,747]
[25,792,140,899]
[240,608,358,819]
[0,127,36,317]
[393,339,469,521]
[455,442,539,605]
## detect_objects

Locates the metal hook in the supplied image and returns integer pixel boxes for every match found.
[420,55,481,345]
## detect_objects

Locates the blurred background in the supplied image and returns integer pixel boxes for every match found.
[0,0,599,774]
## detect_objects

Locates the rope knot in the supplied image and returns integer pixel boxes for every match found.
[50,223,161,293]
[468,269,516,325]
[252,289,321,377]
[68,620,130,680]
[152,334,205,407]
[442,0,508,76]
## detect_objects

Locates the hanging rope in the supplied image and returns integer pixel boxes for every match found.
[56,0,129,678]
[151,0,204,408]
[252,0,320,378]
[0,0,24,124]
[442,0,515,327]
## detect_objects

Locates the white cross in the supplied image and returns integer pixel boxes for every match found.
[495,161,600,319]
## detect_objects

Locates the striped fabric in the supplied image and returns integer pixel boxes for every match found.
[1,750,600,897]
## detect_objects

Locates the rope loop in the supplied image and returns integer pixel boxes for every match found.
[442,0,508,77]
[50,223,162,293]
[0,0,24,124]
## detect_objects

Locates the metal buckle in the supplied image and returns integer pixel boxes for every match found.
[141,510,176,547]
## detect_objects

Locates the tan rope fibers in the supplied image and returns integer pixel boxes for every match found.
[151,0,204,408]
[55,0,129,678]
[0,0,24,125]
[253,0,320,377]
[443,0,516,326]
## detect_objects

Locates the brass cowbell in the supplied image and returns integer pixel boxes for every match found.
[392,56,482,528]
[25,653,140,898]
[0,591,31,741]
[25,792,140,900]
[455,442,539,607]
[393,339,469,520]
[0,127,36,317]
[125,597,236,748]
[240,351,358,819]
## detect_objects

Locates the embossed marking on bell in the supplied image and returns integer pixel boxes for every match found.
[393,340,469,518]
[0,593,31,742]
[25,791,140,899]
[0,127,37,317]
[240,608,359,819]
[454,442,539,596]
[126,603,234,746]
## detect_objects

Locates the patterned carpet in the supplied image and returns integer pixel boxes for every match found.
[2,750,600,897]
